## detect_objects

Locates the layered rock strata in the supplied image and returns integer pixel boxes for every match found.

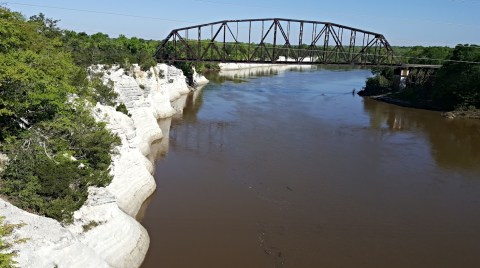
[0,64,208,268]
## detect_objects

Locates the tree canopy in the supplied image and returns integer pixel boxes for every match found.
[0,7,120,224]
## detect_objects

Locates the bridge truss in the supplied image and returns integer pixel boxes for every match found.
[155,18,397,66]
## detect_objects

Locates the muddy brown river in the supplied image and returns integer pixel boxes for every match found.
[140,67,480,268]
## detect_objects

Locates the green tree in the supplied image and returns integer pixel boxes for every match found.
[433,44,480,109]
[1,107,120,222]
[0,7,120,223]
[0,7,78,140]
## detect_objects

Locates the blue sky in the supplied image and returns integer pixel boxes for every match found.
[4,0,480,46]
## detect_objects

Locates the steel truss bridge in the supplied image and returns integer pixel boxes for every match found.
[155,18,404,66]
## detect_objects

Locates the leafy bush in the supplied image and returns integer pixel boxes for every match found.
[1,107,120,223]
[0,8,78,141]
[116,103,131,117]
[138,53,157,72]
[193,62,220,74]
[365,74,392,90]
[0,216,19,268]
[82,220,101,232]
[157,69,164,79]
[90,76,118,106]
[363,68,393,94]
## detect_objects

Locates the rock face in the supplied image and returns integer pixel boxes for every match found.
[0,64,208,268]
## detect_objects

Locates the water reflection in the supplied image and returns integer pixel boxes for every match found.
[363,98,480,171]
[138,87,205,221]
[170,121,232,156]
[205,65,316,83]
[146,86,205,163]
[142,68,480,268]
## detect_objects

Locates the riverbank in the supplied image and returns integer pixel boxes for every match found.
[0,64,208,268]
[358,89,480,120]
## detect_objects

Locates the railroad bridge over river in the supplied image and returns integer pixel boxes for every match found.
[155,18,440,67]
[154,18,441,87]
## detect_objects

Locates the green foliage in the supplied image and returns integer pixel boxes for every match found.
[193,62,220,74]
[173,62,194,77]
[62,32,159,70]
[90,76,118,106]
[82,220,101,232]
[138,54,157,72]
[394,46,453,65]
[115,103,131,117]
[363,44,479,111]
[433,44,480,109]
[366,75,392,89]
[0,7,79,140]
[364,68,393,94]
[1,107,120,222]
[0,7,121,223]
[0,217,17,268]
[170,61,219,84]
[28,13,62,39]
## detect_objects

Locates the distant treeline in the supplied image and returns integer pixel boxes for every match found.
[63,31,159,70]
[392,46,453,65]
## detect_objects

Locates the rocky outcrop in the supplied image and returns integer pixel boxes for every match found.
[193,67,209,86]
[0,64,208,268]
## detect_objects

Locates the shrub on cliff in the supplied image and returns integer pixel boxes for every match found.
[116,103,131,117]
[90,76,118,106]
[1,107,120,222]
[0,217,18,268]
[0,7,120,223]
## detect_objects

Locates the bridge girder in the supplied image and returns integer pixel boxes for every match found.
[155,18,397,66]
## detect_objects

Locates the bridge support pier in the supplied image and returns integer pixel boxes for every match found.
[393,67,410,90]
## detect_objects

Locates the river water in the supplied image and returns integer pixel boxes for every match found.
[140,67,480,268]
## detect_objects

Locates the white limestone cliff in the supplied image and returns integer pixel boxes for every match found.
[0,63,208,268]
[218,62,315,79]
